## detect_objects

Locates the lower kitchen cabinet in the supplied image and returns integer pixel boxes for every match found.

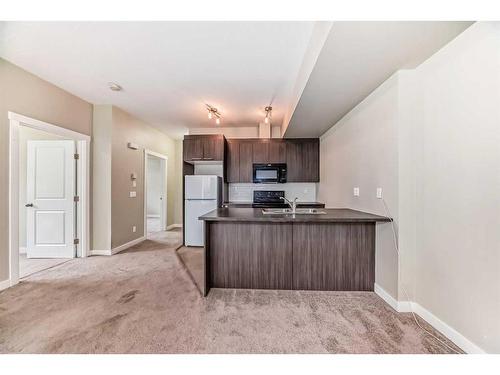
[292,223,375,291]
[208,222,293,290]
[204,221,376,294]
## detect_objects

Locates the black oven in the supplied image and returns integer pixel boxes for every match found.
[252,163,287,184]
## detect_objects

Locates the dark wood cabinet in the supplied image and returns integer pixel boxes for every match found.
[239,141,253,183]
[286,139,319,182]
[183,135,225,162]
[226,140,240,183]
[207,222,293,290]
[268,140,286,163]
[225,138,319,183]
[183,137,203,161]
[252,140,269,163]
[292,223,375,291]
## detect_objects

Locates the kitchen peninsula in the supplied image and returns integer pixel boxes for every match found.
[199,207,391,296]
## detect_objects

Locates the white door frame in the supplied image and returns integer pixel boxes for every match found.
[144,149,168,237]
[8,111,91,287]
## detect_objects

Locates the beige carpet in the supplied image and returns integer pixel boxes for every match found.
[0,230,462,354]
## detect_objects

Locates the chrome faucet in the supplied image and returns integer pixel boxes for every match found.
[280,196,298,214]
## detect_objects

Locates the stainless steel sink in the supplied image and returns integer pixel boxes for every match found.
[262,208,327,215]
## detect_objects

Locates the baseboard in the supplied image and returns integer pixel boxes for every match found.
[374,283,485,354]
[167,224,182,230]
[111,236,146,255]
[89,249,112,256]
[374,283,400,311]
[0,278,11,292]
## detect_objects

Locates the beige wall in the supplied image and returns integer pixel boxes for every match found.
[319,74,400,298]
[0,58,92,282]
[110,107,179,248]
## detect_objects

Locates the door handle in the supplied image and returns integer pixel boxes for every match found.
[25,203,34,207]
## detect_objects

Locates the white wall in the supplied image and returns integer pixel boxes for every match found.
[319,22,500,353]
[319,74,400,298]
[407,22,500,353]
[146,155,162,217]
[189,126,282,139]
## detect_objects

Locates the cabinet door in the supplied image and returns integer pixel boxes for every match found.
[268,140,286,163]
[285,140,302,182]
[292,223,375,291]
[302,140,319,182]
[183,138,203,161]
[203,136,224,161]
[226,140,240,182]
[252,141,269,163]
[239,141,253,183]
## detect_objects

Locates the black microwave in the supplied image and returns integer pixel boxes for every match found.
[253,163,287,184]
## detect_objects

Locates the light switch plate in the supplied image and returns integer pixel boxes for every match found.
[376,188,383,199]
[129,191,137,198]
[353,187,360,197]
[132,181,137,187]
[132,226,136,233]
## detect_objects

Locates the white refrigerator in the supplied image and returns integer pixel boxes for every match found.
[184,175,222,246]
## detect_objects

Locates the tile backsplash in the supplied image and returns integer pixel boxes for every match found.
[228,183,317,202]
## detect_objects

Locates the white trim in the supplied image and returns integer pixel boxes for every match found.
[144,149,168,237]
[167,224,182,230]
[19,247,27,254]
[8,112,90,291]
[374,283,400,312]
[147,214,160,218]
[374,283,485,354]
[8,112,90,141]
[89,250,112,256]
[0,279,12,292]
[90,236,146,257]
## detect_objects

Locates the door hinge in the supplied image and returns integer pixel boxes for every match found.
[74,153,79,160]
[74,238,80,245]
[74,196,80,202]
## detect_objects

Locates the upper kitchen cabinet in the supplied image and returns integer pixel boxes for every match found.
[225,138,319,183]
[183,135,225,162]
[226,140,240,182]
[268,140,286,163]
[286,139,319,182]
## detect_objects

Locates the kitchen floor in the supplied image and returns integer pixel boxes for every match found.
[0,231,461,354]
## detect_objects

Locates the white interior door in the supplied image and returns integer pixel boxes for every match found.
[26,140,76,258]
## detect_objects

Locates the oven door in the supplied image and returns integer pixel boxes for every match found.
[253,164,281,183]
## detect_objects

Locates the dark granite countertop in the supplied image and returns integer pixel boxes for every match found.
[223,202,326,208]
[199,207,391,223]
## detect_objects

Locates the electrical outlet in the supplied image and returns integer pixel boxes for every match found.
[353,187,360,197]
[376,188,383,199]
[132,226,136,233]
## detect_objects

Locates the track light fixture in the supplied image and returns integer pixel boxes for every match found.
[206,104,222,125]
[264,106,272,124]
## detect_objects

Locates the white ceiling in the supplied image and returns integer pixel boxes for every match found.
[0,22,315,138]
[284,21,473,138]
[0,22,473,140]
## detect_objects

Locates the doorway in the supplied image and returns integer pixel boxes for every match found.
[144,150,168,237]
[8,112,90,287]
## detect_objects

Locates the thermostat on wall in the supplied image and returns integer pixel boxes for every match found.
[127,142,139,150]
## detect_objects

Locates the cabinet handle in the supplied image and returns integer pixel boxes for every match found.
[203,157,214,160]
[191,157,202,160]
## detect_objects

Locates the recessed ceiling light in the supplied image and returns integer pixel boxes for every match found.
[108,82,123,92]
